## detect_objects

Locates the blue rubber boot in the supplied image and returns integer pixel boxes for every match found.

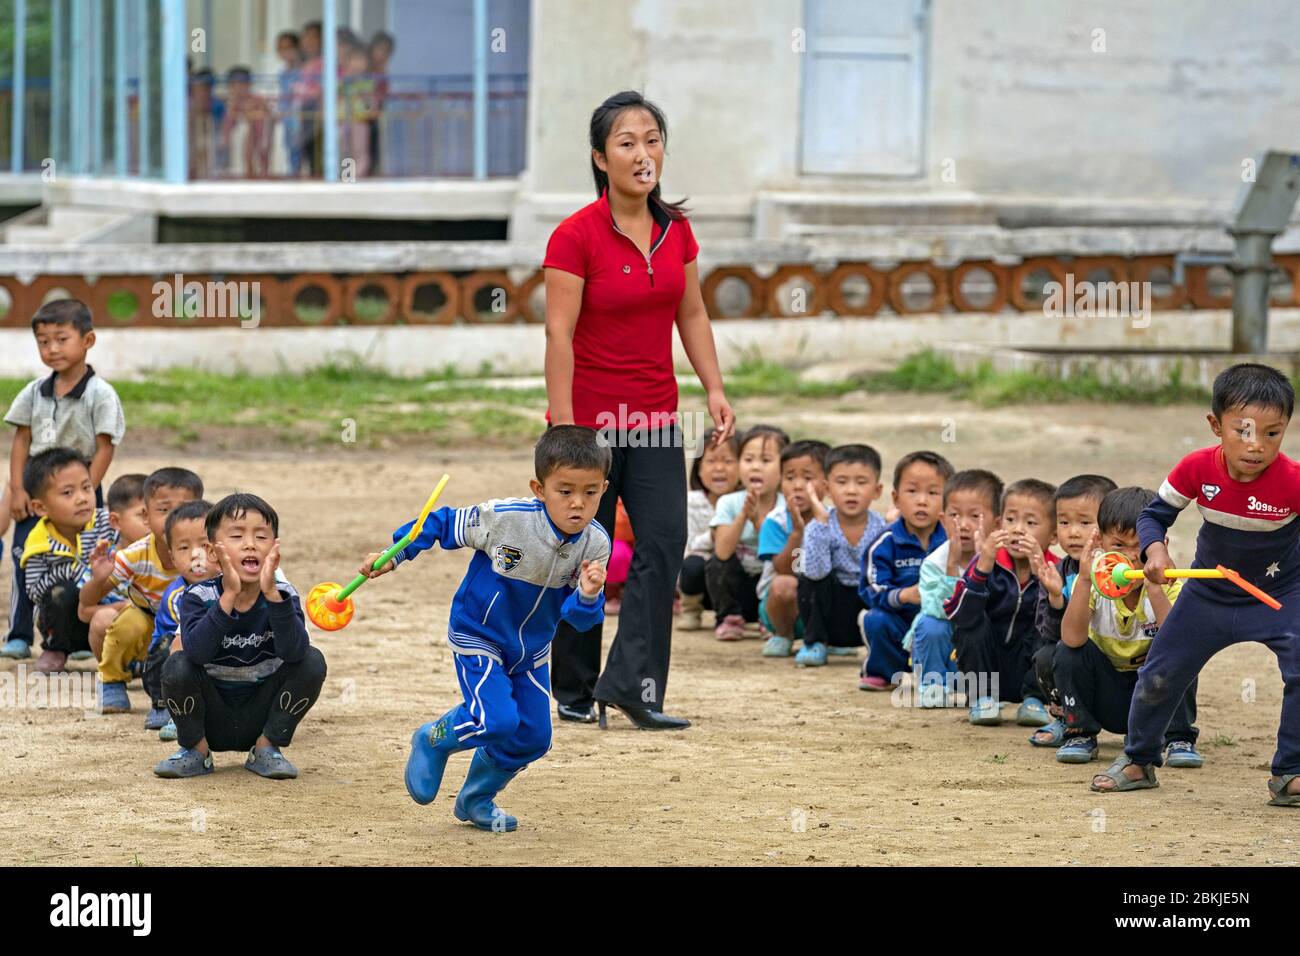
[404,710,466,806]
[453,750,519,832]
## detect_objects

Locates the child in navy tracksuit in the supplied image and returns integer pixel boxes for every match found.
[366,426,612,832]
[1093,364,1300,806]
[946,478,1059,726]
[860,451,953,690]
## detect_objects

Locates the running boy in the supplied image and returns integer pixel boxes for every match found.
[1092,363,1300,804]
[155,493,326,779]
[946,478,1059,725]
[757,440,830,658]
[4,300,125,667]
[1053,487,1200,766]
[795,444,887,667]
[365,426,611,832]
[860,450,954,690]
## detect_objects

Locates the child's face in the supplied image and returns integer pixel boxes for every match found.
[277,38,298,64]
[697,442,739,499]
[1210,403,1289,481]
[370,40,392,67]
[212,510,276,584]
[110,496,150,545]
[780,455,826,517]
[530,466,608,536]
[1099,526,1142,569]
[1055,495,1101,562]
[893,461,945,533]
[31,462,96,531]
[146,485,200,542]
[944,488,997,556]
[1000,493,1055,558]
[168,518,215,583]
[346,51,367,75]
[33,322,93,374]
[738,437,782,496]
[826,462,882,519]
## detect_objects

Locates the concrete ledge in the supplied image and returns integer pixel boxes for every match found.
[933,342,1300,389]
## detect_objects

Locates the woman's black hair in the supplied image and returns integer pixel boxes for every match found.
[589,90,689,221]
[689,428,742,492]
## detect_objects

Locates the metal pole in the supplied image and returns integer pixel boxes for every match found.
[89,0,102,173]
[472,0,487,179]
[161,0,187,182]
[202,0,212,68]
[114,0,127,176]
[322,0,338,180]
[11,0,26,172]
[70,0,85,173]
[1230,232,1273,354]
[51,0,62,169]
[137,0,150,176]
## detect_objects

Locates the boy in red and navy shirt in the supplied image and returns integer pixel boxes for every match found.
[1093,363,1300,806]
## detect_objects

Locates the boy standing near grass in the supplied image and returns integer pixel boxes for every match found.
[4,300,125,669]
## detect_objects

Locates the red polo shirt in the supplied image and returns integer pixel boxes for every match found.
[543,188,700,429]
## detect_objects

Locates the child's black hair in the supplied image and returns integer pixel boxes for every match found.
[738,424,790,456]
[1054,474,1118,507]
[23,447,89,498]
[205,492,279,540]
[1098,486,1157,536]
[779,439,831,472]
[143,467,204,502]
[1001,478,1057,519]
[1212,363,1295,420]
[31,298,93,335]
[535,425,612,482]
[893,450,955,489]
[945,468,1004,512]
[824,443,882,478]
[106,473,147,512]
[164,499,213,547]
[689,427,742,492]
[369,30,395,53]
[276,30,299,47]
[227,65,252,83]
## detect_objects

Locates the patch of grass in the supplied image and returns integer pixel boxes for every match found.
[1206,733,1237,748]
[990,753,1008,764]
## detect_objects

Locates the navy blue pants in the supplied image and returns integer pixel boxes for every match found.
[1126,582,1300,775]
[450,654,552,773]
[6,514,39,646]
[863,607,911,681]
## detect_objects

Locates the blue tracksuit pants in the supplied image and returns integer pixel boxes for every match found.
[450,653,553,773]
[864,607,912,682]
[1126,581,1300,776]
[911,614,956,689]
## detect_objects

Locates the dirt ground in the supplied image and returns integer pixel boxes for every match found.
[2,393,1297,866]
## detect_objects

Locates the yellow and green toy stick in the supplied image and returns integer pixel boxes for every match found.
[306,474,451,631]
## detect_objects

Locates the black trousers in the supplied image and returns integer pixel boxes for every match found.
[8,485,102,646]
[704,554,760,622]
[161,647,327,752]
[551,429,687,711]
[1033,641,1059,707]
[679,554,712,609]
[797,574,864,648]
[952,619,1045,703]
[1054,639,1198,743]
[143,634,173,710]
[35,582,91,654]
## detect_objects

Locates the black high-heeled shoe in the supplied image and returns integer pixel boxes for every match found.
[597,700,691,731]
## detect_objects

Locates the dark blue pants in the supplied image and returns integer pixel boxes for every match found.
[6,514,39,646]
[863,607,911,681]
[1125,582,1300,775]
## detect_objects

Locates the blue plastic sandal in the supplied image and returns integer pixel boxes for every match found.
[794,642,828,667]
[0,638,31,660]
[1015,696,1049,727]
[1029,717,1067,747]
[1056,735,1099,764]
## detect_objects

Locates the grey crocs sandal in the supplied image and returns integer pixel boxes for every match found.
[1090,755,1159,793]
[1268,773,1300,807]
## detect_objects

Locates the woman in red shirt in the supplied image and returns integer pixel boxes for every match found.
[544,90,735,730]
